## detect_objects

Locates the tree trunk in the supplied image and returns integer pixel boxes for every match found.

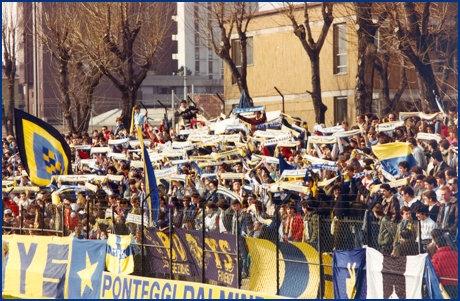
[6,77,15,135]
[354,2,378,115]
[120,88,138,131]
[310,53,327,124]
[58,56,75,133]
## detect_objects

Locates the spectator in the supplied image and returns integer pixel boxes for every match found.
[430,229,458,299]
[447,178,458,200]
[429,150,448,176]
[204,202,219,232]
[413,174,427,198]
[372,203,396,255]
[407,138,427,169]
[400,186,421,220]
[392,206,418,255]
[379,184,401,222]
[436,186,458,241]
[301,200,319,248]
[283,204,303,242]
[422,190,440,222]
[414,204,437,252]
[392,229,419,256]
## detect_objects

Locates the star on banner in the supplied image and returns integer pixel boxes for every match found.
[76,252,98,296]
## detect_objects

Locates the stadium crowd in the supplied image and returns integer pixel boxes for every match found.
[2,101,458,294]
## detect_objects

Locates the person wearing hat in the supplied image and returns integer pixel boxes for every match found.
[301,200,319,248]
[3,209,17,229]
[20,171,31,187]
[204,202,219,232]
[415,204,437,252]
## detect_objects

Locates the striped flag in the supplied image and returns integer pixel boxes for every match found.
[366,247,426,299]
[372,142,418,176]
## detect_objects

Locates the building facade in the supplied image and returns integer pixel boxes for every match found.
[223,3,457,127]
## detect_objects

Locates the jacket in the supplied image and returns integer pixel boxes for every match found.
[436,198,458,235]
[302,212,319,243]
[431,246,458,286]
[378,216,397,255]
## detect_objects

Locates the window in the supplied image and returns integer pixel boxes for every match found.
[208,49,213,59]
[195,35,199,46]
[334,96,348,124]
[195,61,200,74]
[209,74,213,80]
[231,37,253,84]
[195,47,200,60]
[194,21,199,32]
[208,61,213,74]
[333,23,347,74]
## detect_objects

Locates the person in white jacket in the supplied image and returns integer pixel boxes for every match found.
[204,202,219,232]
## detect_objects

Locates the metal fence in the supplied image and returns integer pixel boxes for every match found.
[2,195,458,298]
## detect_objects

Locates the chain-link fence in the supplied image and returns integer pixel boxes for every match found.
[3,193,458,298]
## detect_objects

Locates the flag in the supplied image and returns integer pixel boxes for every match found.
[67,239,107,299]
[238,89,253,108]
[245,238,320,298]
[129,107,135,134]
[137,126,160,226]
[424,256,451,299]
[106,234,134,275]
[14,109,72,186]
[371,142,418,176]
[333,248,367,299]
[279,153,296,176]
[366,247,426,299]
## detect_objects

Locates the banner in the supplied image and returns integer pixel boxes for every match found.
[399,112,443,121]
[67,239,107,299]
[366,247,425,299]
[253,130,290,138]
[376,121,405,133]
[143,228,238,287]
[99,272,288,299]
[264,134,292,146]
[307,135,337,144]
[333,248,367,299]
[106,234,134,275]
[416,132,443,142]
[2,235,106,299]
[253,117,283,131]
[14,108,72,186]
[154,167,177,179]
[233,105,265,114]
[246,238,320,298]
[372,142,418,176]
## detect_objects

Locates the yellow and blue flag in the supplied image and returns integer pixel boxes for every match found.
[137,126,160,226]
[371,142,418,176]
[106,234,134,275]
[66,239,107,299]
[14,109,72,186]
[333,248,367,299]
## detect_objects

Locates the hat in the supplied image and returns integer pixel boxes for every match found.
[6,135,14,142]
[21,170,28,177]
[247,193,257,199]
[4,209,12,215]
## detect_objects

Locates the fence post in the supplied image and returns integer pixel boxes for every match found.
[236,209,241,289]
[62,204,65,237]
[366,210,371,248]
[318,215,324,299]
[202,203,206,284]
[141,204,144,276]
[169,207,173,280]
[86,196,90,239]
[275,204,280,295]
[418,220,422,254]
[20,205,23,235]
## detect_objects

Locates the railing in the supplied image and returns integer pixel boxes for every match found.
[2,193,458,298]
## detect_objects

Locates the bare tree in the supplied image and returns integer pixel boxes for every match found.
[284,2,334,124]
[36,3,103,133]
[76,2,174,128]
[194,3,257,104]
[2,4,19,135]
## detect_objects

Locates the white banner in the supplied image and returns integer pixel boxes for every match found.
[376,121,405,132]
[264,134,292,146]
[155,166,177,179]
[126,213,149,225]
[308,135,337,144]
[416,132,442,142]
[280,169,307,180]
